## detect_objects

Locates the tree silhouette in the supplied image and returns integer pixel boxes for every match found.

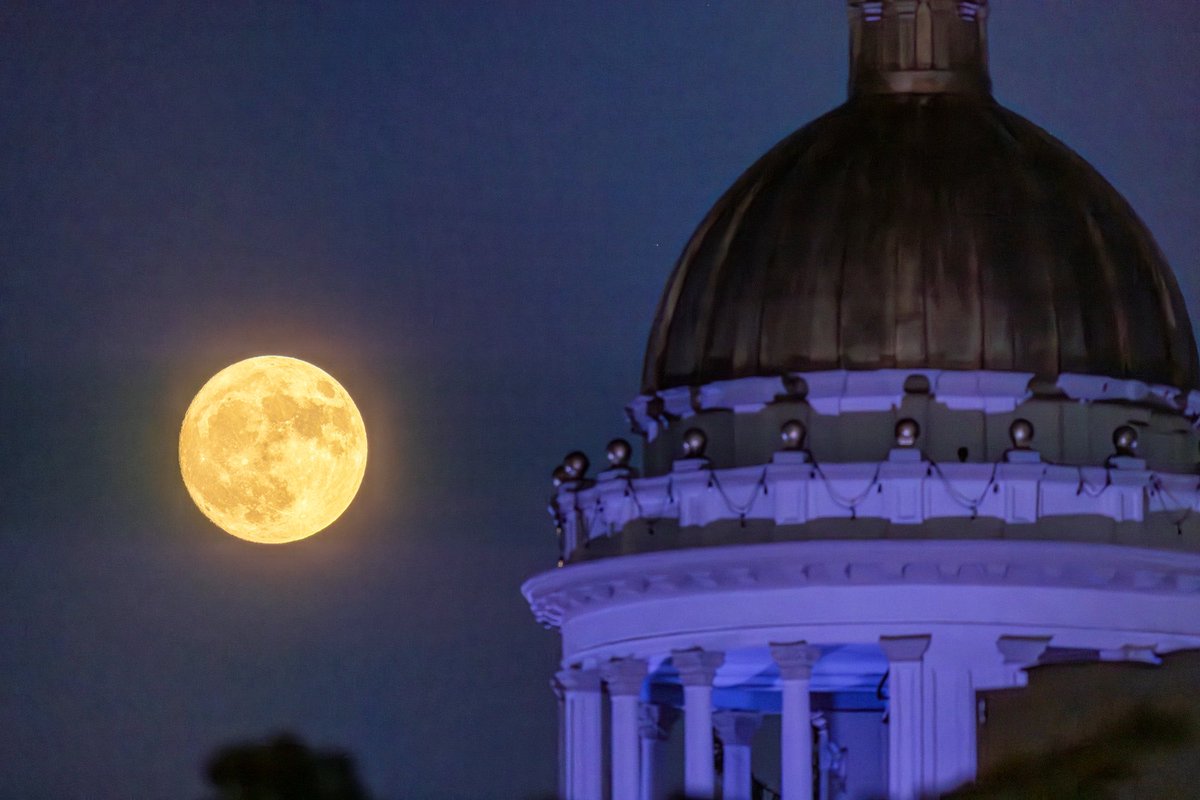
[205,733,370,800]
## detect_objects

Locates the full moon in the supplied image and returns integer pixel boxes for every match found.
[179,356,368,544]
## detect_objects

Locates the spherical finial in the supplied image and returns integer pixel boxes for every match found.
[681,428,708,458]
[562,451,590,480]
[1112,425,1139,457]
[551,465,569,487]
[1009,419,1035,450]
[780,419,807,451]
[895,418,920,448]
[606,438,632,468]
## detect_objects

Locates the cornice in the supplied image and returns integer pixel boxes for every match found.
[522,540,1200,629]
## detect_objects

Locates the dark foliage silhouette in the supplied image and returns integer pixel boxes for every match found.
[206,733,370,800]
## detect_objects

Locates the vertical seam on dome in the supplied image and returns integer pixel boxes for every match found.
[643,181,754,392]
[1083,210,1131,377]
[971,217,986,373]
[692,175,772,384]
[642,214,718,392]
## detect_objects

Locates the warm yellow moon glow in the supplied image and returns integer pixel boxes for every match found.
[179,356,368,544]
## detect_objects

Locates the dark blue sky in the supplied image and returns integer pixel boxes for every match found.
[1,3,1196,799]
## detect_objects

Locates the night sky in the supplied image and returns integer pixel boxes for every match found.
[1,3,1197,799]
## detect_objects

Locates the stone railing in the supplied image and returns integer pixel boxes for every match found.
[550,451,1200,562]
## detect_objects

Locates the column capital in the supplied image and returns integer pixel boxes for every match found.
[639,702,680,742]
[600,657,648,697]
[996,635,1051,666]
[770,641,821,679]
[713,709,763,747]
[880,634,931,663]
[556,666,602,693]
[672,648,724,686]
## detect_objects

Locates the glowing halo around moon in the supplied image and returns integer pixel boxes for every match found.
[179,356,368,544]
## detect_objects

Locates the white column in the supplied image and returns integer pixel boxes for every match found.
[879,635,931,800]
[926,659,977,792]
[601,658,649,800]
[557,667,604,800]
[924,636,1043,794]
[771,642,820,800]
[552,677,567,800]
[638,703,678,800]
[672,648,724,799]
[713,710,763,800]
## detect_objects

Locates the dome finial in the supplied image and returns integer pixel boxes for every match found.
[848,0,990,96]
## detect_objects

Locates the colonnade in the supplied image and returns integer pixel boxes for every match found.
[554,642,819,800]
[554,634,1033,800]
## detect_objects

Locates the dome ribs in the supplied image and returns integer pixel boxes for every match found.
[1047,190,1103,377]
[1113,208,1176,380]
[657,168,766,388]
[804,116,870,371]
[642,96,1199,393]
[916,98,981,370]
[947,103,988,371]
[1106,193,1191,384]
[840,103,902,369]
[758,127,859,375]
[641,199,719,392]
[1012,114,1119,378]
[702,153,795,381]
[1081,209,1133,377]
[1154,243,1200,388]
[1029,141,1084,378]
[988,111,1059,377]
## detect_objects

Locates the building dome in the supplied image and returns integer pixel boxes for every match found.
[530,6,1200,800]
[642,81,1199,395]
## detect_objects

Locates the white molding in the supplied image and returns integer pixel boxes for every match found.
[626,369,1200,438]
[522,540,1200,640]
[552,459,1199,558]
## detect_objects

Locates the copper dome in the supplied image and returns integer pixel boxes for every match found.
[642,5,1198,395]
